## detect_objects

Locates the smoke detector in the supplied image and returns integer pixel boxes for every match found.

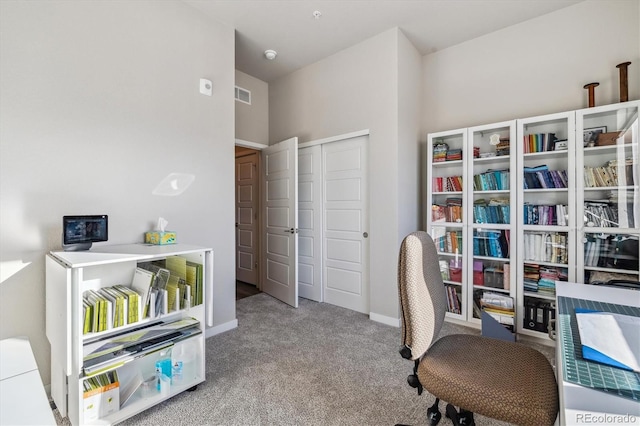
[312,10,322,19]
[264,49,277,60]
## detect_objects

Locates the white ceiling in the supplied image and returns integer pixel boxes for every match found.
[185,0,582,83]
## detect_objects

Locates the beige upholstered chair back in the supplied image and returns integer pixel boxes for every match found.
[398,231,448,361]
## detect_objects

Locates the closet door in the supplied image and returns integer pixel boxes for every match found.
[322,136,369,314]
[298,145,323,301]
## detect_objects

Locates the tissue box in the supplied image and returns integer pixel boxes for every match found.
[145,231,176,245]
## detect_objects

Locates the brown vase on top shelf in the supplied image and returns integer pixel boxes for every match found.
[616,61,631,103]
[583,82,599,108]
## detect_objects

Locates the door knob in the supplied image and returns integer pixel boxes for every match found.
[363,232,368,238]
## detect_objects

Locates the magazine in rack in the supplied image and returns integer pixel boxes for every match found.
[83,317,200,376]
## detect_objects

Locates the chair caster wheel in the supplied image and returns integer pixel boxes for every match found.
[445,404,475,426]
[427,405,441,426]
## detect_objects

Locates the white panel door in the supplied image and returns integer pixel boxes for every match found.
[298,145,322,302]
[323,136,369,313]
[262,137,298,307]
[235,153,258,285]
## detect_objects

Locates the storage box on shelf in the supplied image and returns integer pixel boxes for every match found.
[575,101,640,287]
[516,111,576,339]
[46,243,213,426]
[467,121,517,325]
[427,128,467,321]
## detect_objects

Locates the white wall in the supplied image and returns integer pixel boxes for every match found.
[0,0,236,385]
[270,0,639,323]
[397,31,423,243]
[235,70,269,144]
[422,0,640,134]
[270,28,422,321]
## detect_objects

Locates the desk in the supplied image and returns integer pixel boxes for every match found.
[555,282,640,426]
[0,336,56,425]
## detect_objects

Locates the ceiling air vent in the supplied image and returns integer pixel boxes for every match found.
[235,86,251,105]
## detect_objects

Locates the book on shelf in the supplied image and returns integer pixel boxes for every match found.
[523,167,567,190]
[84,290,113,333]
[523,232,567,264]
[473,169,510,191]
[113,285,141,325]
[473,198,510,224]
[523,204,568,226]
[523,133,557,153]
[473,230,509,258]
[445,285,461,314]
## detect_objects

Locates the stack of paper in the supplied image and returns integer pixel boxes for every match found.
[576,309,640,372]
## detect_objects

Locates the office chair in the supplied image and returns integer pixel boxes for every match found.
[397,231,558,426]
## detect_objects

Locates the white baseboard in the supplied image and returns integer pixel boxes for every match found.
[205,319,238,338]
[369,312,400,327]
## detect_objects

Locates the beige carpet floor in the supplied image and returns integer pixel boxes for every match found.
[54,292,555,425]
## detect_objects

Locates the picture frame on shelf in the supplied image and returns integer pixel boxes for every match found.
[583,126,606,147]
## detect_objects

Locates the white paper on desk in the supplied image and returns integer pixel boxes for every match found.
[576,310,640,372]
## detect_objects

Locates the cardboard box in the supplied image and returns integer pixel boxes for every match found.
[145,231,176,245]
[83,382,119,421]
[596,131,622,146]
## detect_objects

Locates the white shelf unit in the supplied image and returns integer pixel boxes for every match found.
[46,243,213,426]
[427,128,468,321]
[427,102,640,341]
[516,111,576,340]
[467,120,517,325]
[575,101,640,286]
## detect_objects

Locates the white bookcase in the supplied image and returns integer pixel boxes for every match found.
[46,243,213,425]
[427,100,639,342]
[516,111,576,339]
[426,128,467,321]
[467,120,517,325]
[575,101,640,286]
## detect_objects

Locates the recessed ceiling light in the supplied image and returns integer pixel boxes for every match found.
[312,10,322,19]
[264,49,277,60]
